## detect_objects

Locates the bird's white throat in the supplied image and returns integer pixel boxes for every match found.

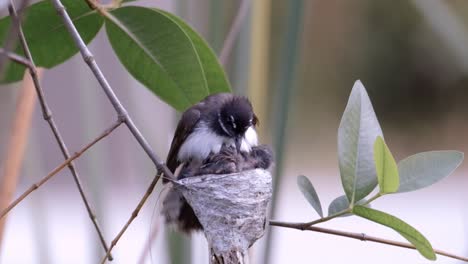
[177,123,258,162]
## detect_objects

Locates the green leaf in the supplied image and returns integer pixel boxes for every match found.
[0,0,103,83]
[397,151,463,193]
[327,195,370,217]
[105,7,231,111]
[328,195,351,217]
[338,80,383,204]
[374,136,399,194]
[353,206,436,260]
[297,175,323,217]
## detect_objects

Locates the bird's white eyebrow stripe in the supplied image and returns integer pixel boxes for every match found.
[229,115,237,129]
[218,113,232,136]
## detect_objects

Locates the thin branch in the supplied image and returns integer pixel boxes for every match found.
[269,220,468,262]
[49,1,181,260]
[50,0,174,181]
[0,69,38,247]
[219,0,250,66]
[100,174,161,264]
[0,48,32,68]
[8,2,113,259]
[0,120,123,219]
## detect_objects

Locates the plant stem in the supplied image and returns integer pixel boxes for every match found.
[0,121,123,219]
[362,193,382,206]
[269,220,468,262]
[50,0,174,180]
[50,0,178,260]
[304,209,351,226]
[8,1,113,258]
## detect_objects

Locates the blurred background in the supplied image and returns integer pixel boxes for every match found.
[1,0,468,263]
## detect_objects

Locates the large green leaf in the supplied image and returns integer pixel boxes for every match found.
[338,80,383,204]
[0,0,103,83]
[374,136,399,194]
[397,151,463,193]
[353,206,436,260]
[297,175,323,217]
[105,7,231,111]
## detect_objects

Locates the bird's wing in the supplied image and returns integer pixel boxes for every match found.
[166,107,201,174]
[166,93,232,175]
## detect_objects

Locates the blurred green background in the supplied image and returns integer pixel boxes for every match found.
[0,0,467,263]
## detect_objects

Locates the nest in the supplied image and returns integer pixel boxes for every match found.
[163,145,273,264]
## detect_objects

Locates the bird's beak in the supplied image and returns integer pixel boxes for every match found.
[235,136,242,153]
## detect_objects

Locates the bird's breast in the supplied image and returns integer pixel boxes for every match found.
[177,126,258,162]
[177,126,225,162]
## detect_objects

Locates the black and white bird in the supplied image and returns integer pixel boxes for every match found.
[166,93,259,173]
[163,93,261,232]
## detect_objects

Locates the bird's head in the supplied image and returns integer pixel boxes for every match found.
[217,96,257,152]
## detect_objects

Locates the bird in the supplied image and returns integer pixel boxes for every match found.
[163,93,260,232]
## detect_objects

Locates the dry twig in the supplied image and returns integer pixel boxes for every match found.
[8,1,113,258]
[0,49,32,68]
[0,120,123,219]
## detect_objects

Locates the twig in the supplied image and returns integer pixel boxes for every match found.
[50,0,174,180]
[218,0,250,66]
[0,70,38,247]
[269,220,468,262]
[50,0,179,259]
[8,2,113,259]
[0,120,123,219]
[0,49,32,68]
[0,0,30,77]
[100,174,161,264]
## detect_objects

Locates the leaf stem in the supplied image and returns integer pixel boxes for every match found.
[298,208,352,228]
[362,193,382,206]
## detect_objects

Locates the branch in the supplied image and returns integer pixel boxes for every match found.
[269,220,468,262]
[8,2,113,259]
[0,120,123,219]
[49,0,181,260]
[50,0,174,180]
[219,0,250,66]
[0,49,32,68]
[100,174,161,264]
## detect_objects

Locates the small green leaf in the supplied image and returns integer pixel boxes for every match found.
[105,7,231,111]
[353,206,436,260]
[0,0,103,83]
[338,80,383,204]
[297,175,323,217]
[374,136,399,194]
[397,151,463,193]
[328,195,370,217]
[328,195,351,217]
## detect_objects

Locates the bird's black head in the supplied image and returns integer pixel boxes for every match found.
[216,96,257,149]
